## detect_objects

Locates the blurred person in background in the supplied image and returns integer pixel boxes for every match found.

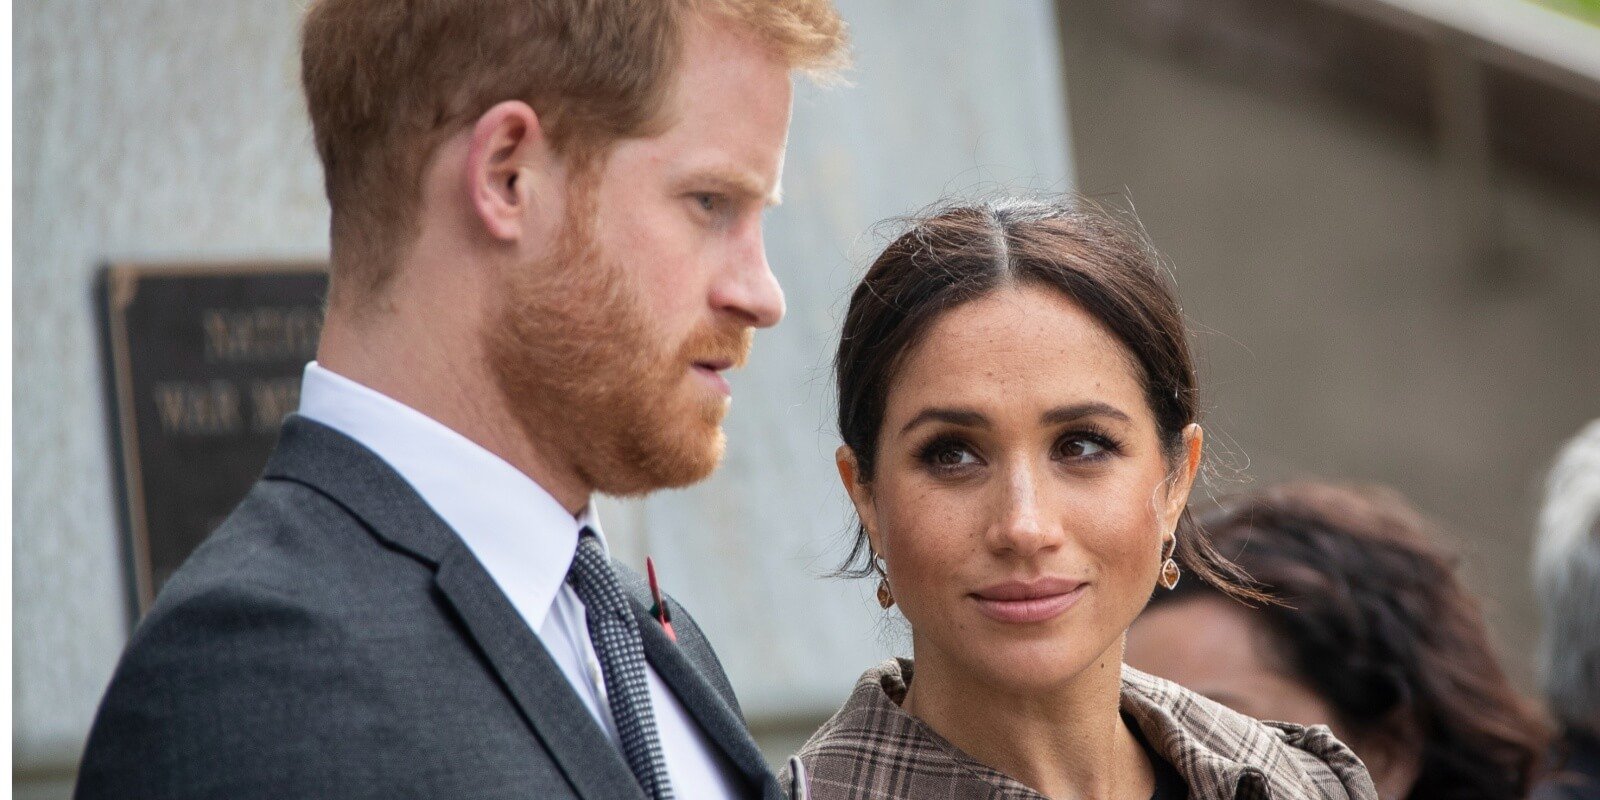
[1531,419,1600,800]
[1129,482,1550,800]
[788,198,1377,800]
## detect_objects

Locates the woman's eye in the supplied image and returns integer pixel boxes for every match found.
[923,441,977,469]
[1058,436,1106,459]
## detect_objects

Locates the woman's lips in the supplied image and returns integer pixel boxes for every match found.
[970,579,1088,624]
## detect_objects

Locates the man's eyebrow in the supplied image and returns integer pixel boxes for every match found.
[1041,402,1131,426]
[900,407,989,436]
[683,167,782,207]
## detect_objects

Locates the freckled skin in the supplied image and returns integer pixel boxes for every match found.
[851,284,1194,700]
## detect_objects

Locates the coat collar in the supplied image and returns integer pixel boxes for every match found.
[264,415,779,799]
[633,601,784,799]
[263,416,648,799]
[795,659,1376,800]
[295,362,595,634]
[1118,666,1377,799]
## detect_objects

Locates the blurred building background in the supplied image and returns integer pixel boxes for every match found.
[11,0,1598,797]
[1059,0,1600,685]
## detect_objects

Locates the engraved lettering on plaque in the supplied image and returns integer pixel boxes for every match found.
[99,263,328,617]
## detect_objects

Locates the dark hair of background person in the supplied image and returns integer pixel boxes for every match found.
[1149,482,1551,800]
[831,196,1264,604]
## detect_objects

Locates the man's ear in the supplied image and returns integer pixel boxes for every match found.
[465,100,554,242]
[835,445,881,553]
[1163,424,1204,528]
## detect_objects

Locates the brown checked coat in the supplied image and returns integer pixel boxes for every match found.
[785,659,1378,800]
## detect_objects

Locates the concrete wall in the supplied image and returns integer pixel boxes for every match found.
[1060,0,1600,689]
[14,2,331,786]
[12,0,1073,792]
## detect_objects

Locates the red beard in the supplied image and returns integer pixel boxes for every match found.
[485,206,751,496]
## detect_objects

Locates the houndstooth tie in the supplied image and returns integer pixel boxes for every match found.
[567,528,675,800]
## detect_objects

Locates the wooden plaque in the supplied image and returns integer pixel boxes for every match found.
[98,262,328,617]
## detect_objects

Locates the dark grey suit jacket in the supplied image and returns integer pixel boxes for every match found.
[77,415,782,799]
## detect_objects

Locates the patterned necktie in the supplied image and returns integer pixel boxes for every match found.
[566,528,675,800]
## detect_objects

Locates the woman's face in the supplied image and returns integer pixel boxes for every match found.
[841,284,1200,695]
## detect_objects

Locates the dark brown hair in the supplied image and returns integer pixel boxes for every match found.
[1150,482,1551,799]
[300,0,847,299]
[833,196,1261,603]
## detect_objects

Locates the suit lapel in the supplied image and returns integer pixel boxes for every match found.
[632,603,784,800]
[435,545,647,800]
[264,416,646,800]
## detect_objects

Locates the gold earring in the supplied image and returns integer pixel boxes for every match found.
[1159,536,1181,590]
[873,557,895,609]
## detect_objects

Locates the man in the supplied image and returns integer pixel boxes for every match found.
[77,2,845,798]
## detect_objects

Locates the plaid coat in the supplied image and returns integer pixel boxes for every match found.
[784,659,1378,800]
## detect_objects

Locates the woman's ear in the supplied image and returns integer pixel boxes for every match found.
[835,445,880,552]
[1162,424,1204,528]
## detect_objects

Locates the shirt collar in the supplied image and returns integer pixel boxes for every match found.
[297,361,606,630]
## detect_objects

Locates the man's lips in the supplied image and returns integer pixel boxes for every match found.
[970,578,1088,624]
[691,359,734,395]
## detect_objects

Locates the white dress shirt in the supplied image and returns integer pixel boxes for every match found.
[297,362,741,799]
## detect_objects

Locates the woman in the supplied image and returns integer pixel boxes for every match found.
[1128,483,1550,800]
[788,198,1376,799]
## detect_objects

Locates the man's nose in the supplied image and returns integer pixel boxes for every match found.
[712,228,785,329]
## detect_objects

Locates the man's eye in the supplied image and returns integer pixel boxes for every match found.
[694,193,722,213]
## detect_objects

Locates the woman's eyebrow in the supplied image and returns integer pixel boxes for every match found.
[899,407,988,436]
[1041,402,1131,426]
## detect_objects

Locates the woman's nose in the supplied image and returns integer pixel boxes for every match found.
[986,464,1060,558]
